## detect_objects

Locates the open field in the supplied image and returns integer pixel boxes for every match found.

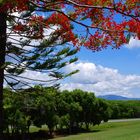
[49,120,140,140]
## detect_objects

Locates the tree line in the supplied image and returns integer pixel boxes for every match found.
[109,100,140,119]
[3,87,140,137]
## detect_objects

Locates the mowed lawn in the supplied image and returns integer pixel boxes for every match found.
[50,120,140,140]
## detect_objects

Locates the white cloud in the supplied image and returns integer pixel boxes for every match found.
[5,61,140,98]
[126,37,140,49]
[4,70,59,89]
[18,70,59,86]
[60,62,140,98]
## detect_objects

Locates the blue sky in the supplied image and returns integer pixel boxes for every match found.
[15,29,140,98]
[56,2,140,98]
[77,42,140,75]
[8,11,140,98]
[60,38,140,98]
[31,1,140,98]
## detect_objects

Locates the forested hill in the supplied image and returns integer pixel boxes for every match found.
[98,95,140,100]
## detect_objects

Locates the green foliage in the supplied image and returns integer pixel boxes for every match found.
[4,87,140,136]
[108,100,140,119]
[3,87,110,135]
[3,88,30,134]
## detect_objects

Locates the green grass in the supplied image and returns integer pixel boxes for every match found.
[50,121,140,140]
[29,125,48,133]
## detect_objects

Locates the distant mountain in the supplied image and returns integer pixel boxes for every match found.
[98,95,140,100]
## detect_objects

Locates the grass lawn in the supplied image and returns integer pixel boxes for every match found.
[50,120,140,140]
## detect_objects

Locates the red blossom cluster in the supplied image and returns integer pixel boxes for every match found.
[0,0,139,50]
[0,0,28,12]
[46,13,77,45]
[13,23,25,31]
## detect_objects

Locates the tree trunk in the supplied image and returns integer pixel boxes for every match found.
[85,122,89,130]
[0,12,7,138]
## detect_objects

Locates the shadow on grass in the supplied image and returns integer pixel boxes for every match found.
[3,130,50,140]
[3,128,101,140]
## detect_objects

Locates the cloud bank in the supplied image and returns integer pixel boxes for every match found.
[5,61,140,98]
[60,62,140,98]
